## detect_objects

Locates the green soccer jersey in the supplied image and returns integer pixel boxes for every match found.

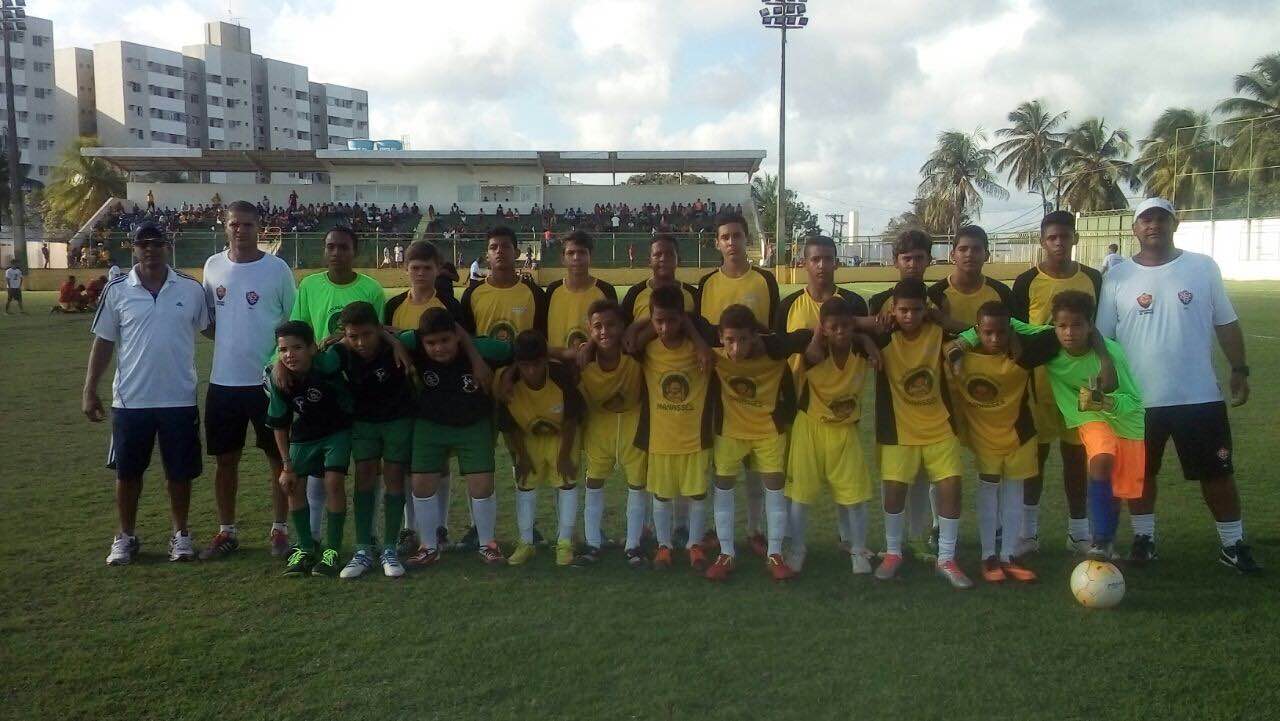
[332,341,416,423]
[398,331,513,427]
[290,271,386,338]
[265,350,355,442]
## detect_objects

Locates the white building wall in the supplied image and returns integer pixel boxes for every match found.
[1,17,59,182]
[545,183,751,213]
[328,163,543,211]
[1171,217,1280,281]
[127,181,331,209]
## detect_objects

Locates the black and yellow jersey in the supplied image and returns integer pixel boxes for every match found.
[873,322,956,445]
[541,277,617,348]
[696,265,779,329]
[459,277,545,343]
[634,336,716,454]
[774,286,868,334]
[798,346,869,426]
[621,279,697,321]
[713,331,810,439]
[497,362,585,437]
[927,275,1013,327]
[579,352,644,417]
[383,290,462,331]
[951,350,1037,454]
[867,284,938,316]
[1010,263,1102,324]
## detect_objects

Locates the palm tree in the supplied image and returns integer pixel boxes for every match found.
[1135,108,1218,207]
[750,172,819,242]
[917,129,1008,237]
[1056,118,1137,213]
[1215,53,1280,185]
[41,136,125,231]
[1216,52,1280,121]
[993,100,1067,212]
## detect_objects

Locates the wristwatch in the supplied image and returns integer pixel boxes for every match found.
[1232,365,1250,377]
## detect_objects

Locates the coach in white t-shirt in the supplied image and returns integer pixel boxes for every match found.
[84,223,210,566]
[1096,197,1259,573]
[198,200,297,560]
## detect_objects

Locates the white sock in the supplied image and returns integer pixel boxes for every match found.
[999,480,1025,562]
[835,504,851,544]
[977,480,1000,559]
[937,516,960,563]
[845,503,868,554]
[765,488,787,556]
[557,486,579,543]
[653,497,674,547]
[745,474,764,536]
[1021,502,1039,538]
[472,494,497,547]
[673,496,689,533]
[1216,519,1244,547]
[1131,513,1156,540]
[884,510,905,556]
[271,521,288,533]
[219,524,237,535]
[413,493,440,550]
[1068,515,1089,541]
[436,473,452,534]
[928,483,941,529]
[686,498,706,550]
[713,487,736,557]
[516,488,537,544]
[625,488,648,550]
[906,479,931,537]
[306,475,325,542]
[584,487,606,549]
[789,501,809,550]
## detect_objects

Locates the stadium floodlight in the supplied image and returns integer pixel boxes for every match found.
[1,0,26,265]
[758,1,809,256]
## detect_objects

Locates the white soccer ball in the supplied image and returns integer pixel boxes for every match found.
[1070,560,1126,609]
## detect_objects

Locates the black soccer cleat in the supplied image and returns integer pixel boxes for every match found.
[1127,534,1158,565]
[1219,541,1262,575]
[453,525,479,553]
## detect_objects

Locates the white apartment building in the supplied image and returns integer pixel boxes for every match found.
[1,16,60,183]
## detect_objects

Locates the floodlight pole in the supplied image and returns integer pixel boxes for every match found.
[776,25,786,264]
[2,18,25,267]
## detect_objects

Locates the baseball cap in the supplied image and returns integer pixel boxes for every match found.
[131,223,167,243]
[1133,197,1175,219]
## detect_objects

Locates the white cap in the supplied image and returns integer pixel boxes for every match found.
[1134,197,1175,219]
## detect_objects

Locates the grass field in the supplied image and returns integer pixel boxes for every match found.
[3,282,1279,721]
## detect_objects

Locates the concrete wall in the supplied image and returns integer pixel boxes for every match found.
[329,164,544,212]
[544,183,751,211]
[1171,217,1280,281]
[125,182,331,208]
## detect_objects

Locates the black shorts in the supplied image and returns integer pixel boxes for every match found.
[6,288,19,300]
[108,406,203,482]
[1145,401,1234,481]
[204,384,278,457]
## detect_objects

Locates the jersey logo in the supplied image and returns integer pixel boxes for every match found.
[826,396,858,422]
[531,419,560,436]
[902,367,936,402]
[215,285,227,305]
[461,374,479,393]
[327,309,344,334]
[727,376,757,400]
[566,329,589,348]
[1136,293,1153,309]
[374,368,388,382]
[1178,290,1193,305]
[1217,447,1231,461]
[246,290,260,306]
[489,320,517,344]
[964,376,1001,407]
[659,373,691,404]
[305,388,323,402]
[423,371,440,387]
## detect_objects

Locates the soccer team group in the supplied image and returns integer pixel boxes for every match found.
[85,197,1263,587]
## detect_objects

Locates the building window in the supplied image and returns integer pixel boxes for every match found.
[209,117,224,128]
[296,91,307,101]
[33,88,48,99]
[207,74,222,84]
[127,81,142,93]
[10,59,24,69]
[32,35,48,47]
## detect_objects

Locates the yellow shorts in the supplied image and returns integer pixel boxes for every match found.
[516,434,579,489]
[785,412,872,506]
[646,450,710,499]
[713,434,787,476]
[583,410,647,488]
[1032,372,1080,445]
[973,439,1038,480]
[879,436,964,483]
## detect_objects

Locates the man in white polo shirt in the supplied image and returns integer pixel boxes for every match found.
[83,223,210,566]
[1096,197,1260,574]
[198,200,297,560]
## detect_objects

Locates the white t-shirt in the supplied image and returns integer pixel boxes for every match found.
[202,250,297,387]
[91,267,210,408]
[1102,253,1124,272]
[4,267,21,288]
[393,245,404,262]
[470,260,483,281]
[1096,250,1238,408]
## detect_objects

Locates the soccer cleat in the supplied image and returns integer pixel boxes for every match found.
[905,537,936,563]
[1127,534,1158,565]
[875,553,904,581]
[1067,533,1091,556]
[198,531,239,560]
[1001,559,1038,583]
[396,528,420,556]
[767,553,796,581]
[625,547,647,569]
[508,541,536,566]
[478,542,505,565]
[981,557,1006,583]
[575,546,602,566]
[380,549,406,578]
[453,525,479,553]
[652,545,673,570]
[747,532,767,558]
[106,534,140,566]
[436,526,449,549]
[1014,534,1040,557]
[282,548,314,577]
[168,531,196,562]
[688,543,708,571]
[705,553,735,581]
[340,548,376,579]
[555,539,576,567]
[1219,541,1262,575]
[406,546,441,568]
[850,550,873,575]
[935,560,975,590]
[269,528,291,558]
[1086,543,1113,562]
[784,543,808,574]
[311,548,340,577]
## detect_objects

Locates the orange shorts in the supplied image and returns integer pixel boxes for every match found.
[1077,422,1145,500]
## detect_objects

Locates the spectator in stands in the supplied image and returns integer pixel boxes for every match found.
[146,190,156,212]
[288,189,298,212]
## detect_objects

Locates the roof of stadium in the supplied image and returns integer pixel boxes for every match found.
[81,148,766,175]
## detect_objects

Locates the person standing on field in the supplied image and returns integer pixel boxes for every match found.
[5,259,24,314]
[197,200,298,560]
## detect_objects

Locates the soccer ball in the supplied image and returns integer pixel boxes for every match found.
[1070,560,1125,608]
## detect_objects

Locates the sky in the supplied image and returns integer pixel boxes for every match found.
[38,0,1280,235]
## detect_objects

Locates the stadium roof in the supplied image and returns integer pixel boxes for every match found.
[82,148,766,175]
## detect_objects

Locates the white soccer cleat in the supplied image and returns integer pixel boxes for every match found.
[1067,534,1091,556]
[168,532,196,562]
[380,549,406,578]
[340,548,376,579]
[106,534,139,566]
[784,543,807,573]
[1014,534,1040,557]
[850,550,873,575]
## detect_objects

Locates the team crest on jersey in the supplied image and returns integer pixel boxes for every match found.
[246,290,260,306]
[659,373,691,404]
[461,374,479,393]
[1217,447,1231,461]
[566,329,589,348]
[531,419,559,436]
[305,388,323,403]
[1137,293,1153,309]
[215,285,227,305]
[965,376,1001,407]
[327,309,344,334]
[374,368,388,382]
[728,376,757,400]
[902,367,936,402]
[423,371,440,387]
[490,321,517,344]
[828,396,858,421]
[1178,290,1193,305]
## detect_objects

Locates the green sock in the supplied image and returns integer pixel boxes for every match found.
[354,490,376,549]
[290,507,313,554]
[384,493,404,550]
[325,510,346,551]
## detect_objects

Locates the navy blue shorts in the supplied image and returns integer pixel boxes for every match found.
[108,406,203,482]
[204,384,277,457]
[1145,402,1234,481]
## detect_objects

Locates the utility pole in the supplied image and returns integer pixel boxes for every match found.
[826,213,846,241]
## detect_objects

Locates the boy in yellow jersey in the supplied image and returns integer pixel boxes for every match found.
[575,299,648,566]
[705,305,810,582]
[460,226,546,343]
[872,278,973,589]
[635,284,717,571]
[541,231,617,361]
[787,297,880,575]
[943,301,1038,584]
[926,226,1013,327]
[621,234,698,326]
[1010,211,1102,555]
[696,209,780,556]
[498,331,586,567]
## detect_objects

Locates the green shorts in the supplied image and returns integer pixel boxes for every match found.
[352,417,414,464]
[411,418,495,475]
[290,430,352,478]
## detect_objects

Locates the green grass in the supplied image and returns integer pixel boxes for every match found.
[3,283,1280,721]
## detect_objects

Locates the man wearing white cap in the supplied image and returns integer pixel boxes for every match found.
[1095,197,1260,573]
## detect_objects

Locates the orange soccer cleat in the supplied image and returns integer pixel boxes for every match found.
[767,553,796,581]
[652,545,673,570]
[981,557,1006,583]
[1001,559,1038,583]
[688,543,708,571]
[705,553,735,581]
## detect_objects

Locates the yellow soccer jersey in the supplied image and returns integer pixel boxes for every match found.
[497,363,584,438]
[580,353,644,417]
[697,266,779,329]
[460,277,545,343]
[713,331,809,440]
[621,280,696,321]
[1011,264,1102,325]
[542,278,616,349]
[635,336,714,454]
[952,350,1037,455]
[868,287,937,317]
[385,290,460,331]
[927,276,1013,327]
[775,287,869,375]
[799,348,869,426]
[873,322,956,446]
